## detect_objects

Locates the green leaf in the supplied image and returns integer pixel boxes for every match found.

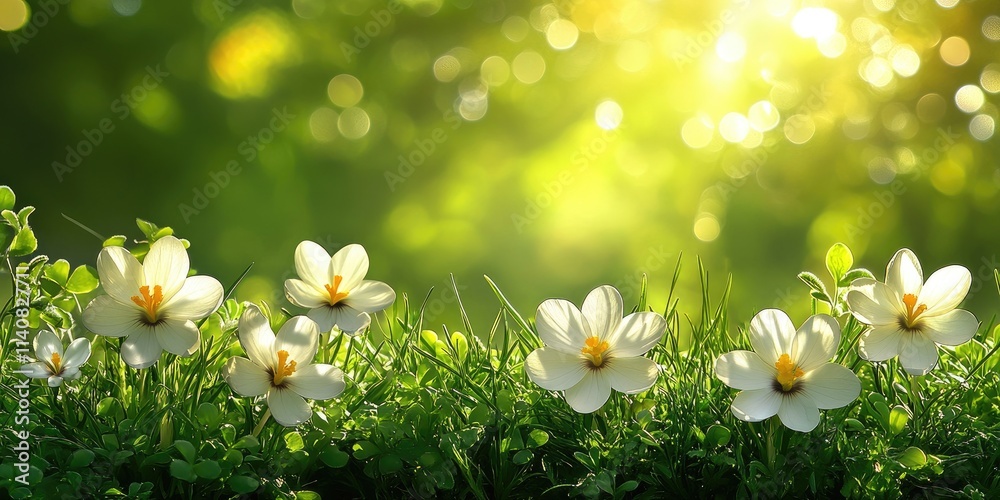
[352,440,380,460]
[136,219,159,240]
[0,185,14,211]
[45,259,71,286]
[16,206,34,227]
[898,446,927,469]
[797,272,828,297]
[825,243,853,282]
[103,235,127,247]
[68,449,95,468]
[195,403,220,427]
[619,480,639,492]
[232,435,260,452]
[451,331,469,362]
[65,265,100,294]
[9,227,37,256]
[839,268,875,287]
[378,455,404,474]
[193,460,222,479]
[705,424,731,447]
[889,405,909,436]
[173,440,196,463]
[169,460,197,482]
[1,209,19,229]
[284,431,304,452]
[528,429,549,448]
[228,475,260,494]
[512,449,534,465]
[319,447,350,468]
[843,418,865,431]
[295,492,322,500]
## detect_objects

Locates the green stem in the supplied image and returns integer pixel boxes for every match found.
[766,417,780,472]
[909,375,921,439]
[252,408,271,438]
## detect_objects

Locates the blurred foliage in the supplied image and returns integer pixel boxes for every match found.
[1,0,999,329]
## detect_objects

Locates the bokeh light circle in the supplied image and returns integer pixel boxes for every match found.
[955,85,985,113]
[969,114,995,141]
[0,0,29,32]
[545,19,579,50]
[940,36,970,66]
[719,113,750,143]
[337,107,371,140]
[748,101,781,132]
[327,74,364,108]
[681,116,714,149]
[595,100,623,130]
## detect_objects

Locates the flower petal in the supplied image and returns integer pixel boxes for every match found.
[801,363,860,409]
[563,370,612,414]
[223,357,271,397]
[48,376,64,387]
[730,388,781,422]
[919,265,972,316]
[308,305,371,334]
[581,285,623,339]
[143,236,190,300]
[239,305,276,367]
[791,314,840,371]
[858,324,904,362]
[274,316,319,366]
[61,338,92,370]
[535,299,590,354]
[330,244,370,291]
[19,362,51,378]
[886,248,922,297]
[154,319,201,357]
[605,356,658,394]
[846,281,903,326]
[62,367,81,380]
[120,328,163,369]
[284,279,327,308]
[82,295,141,337]
[97,246,144,304]
[606,312,665,358]
[161,275,223,320]
[777,394,821,432]
[343,280,395,313]
[922,309,978,346]
[284,364,346,400]
[715,350,775,390]
[33,330,63,368]
[749,309,796,365]
[295,240,332,290]
[524,347,588,391]
[898,333,939,375]
[267,387,312,427]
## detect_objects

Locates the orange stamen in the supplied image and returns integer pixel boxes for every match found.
[581,336,610,367]
[131,285,164,323]
[324,275,350,305]
[901,293,927,328]
[775,354,804,392]
[273,350,297,386]
[50,352,62,373]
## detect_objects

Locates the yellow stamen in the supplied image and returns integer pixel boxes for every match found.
[273,350,297,386]
[901,293,927,328]
[131,285,164,323]
[581,336,610,367]
[775,353,804,392]
[50,352,62,373]
[324,275,350,306]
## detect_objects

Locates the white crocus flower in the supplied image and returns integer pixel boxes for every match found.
[222,305,346,427]
[846,248,979,375]
[715,310,861,432]
[82,236,224,369]
[524,285,666,414]
[20,330,92,387]
[284,242,396,334]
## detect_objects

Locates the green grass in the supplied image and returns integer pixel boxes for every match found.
[1,209,999,498]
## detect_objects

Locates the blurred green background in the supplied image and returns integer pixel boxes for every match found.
[2,0,998,334]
